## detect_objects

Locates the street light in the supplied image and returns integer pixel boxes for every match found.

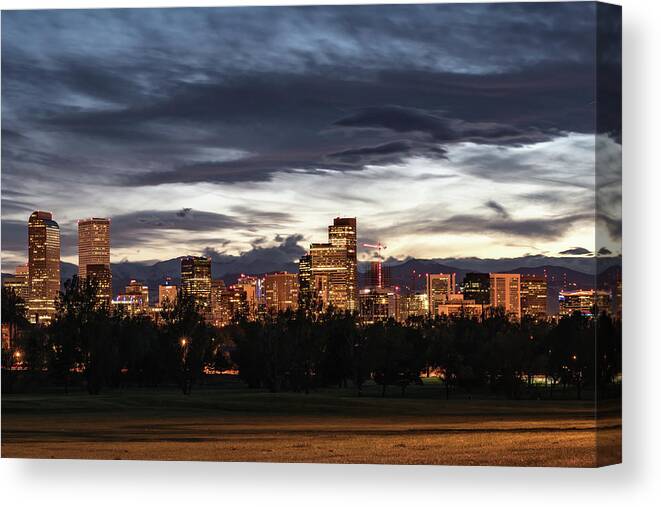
[180,338,188,347]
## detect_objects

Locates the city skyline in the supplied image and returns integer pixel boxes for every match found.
[1,3,621,272]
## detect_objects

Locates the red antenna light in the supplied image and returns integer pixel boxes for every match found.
[363,242,387,288]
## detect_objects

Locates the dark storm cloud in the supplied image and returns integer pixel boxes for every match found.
[598,247,613,256]
[334,106,549,145]
[369,211,596,241]
[201,234,306,270]
[559,247,592,256]
[108,208,277,249]
[1,3,604,188]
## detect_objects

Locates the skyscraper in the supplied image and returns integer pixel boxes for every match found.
[264,272,299,312]
[297,254,313,310]
[78,218,111,280]
[306,217,357,313]
[328,217,358,311]
[489,273,521,320]
[462,273,490,305]
[27,211,61,324]
[426,273,456,315]
[310,242,348,311]
[520,274,548,318]
[86,264,112,306]
[366,261,391,289]
[180,256,212,312]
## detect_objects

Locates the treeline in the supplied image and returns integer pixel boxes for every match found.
[1,279,621,399]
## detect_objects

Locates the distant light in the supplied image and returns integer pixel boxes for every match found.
[181,338,188,346]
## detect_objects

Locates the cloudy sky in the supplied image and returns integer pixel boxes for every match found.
[1,3,621,270]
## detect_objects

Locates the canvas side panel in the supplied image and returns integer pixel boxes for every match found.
[595,1,622,467]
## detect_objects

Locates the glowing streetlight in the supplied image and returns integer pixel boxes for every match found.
[180,338,188,347]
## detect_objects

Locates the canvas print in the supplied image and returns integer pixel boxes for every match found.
[1,2,621,467]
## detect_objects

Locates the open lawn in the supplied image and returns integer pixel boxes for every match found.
[1,385,621,467]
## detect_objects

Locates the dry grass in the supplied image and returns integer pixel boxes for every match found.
[1,389,621,467]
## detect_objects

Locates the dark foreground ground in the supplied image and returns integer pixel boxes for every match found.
[1,382,621,467]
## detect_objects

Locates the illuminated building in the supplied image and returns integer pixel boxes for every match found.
[297,254,313,310]
[520,274,548,318]
[437,294,485,319]
[461,273,490,305]
[86,264,112,306]
[3,264,29,305]
[366,261,391,289]
[212,284,248,327]
[328,217,358,311]
[559,289,611,317]
[180,256,212,312]
[158,277,177,307]
[111,294,144,315]
[27,211,61,324]
[78,217,110,279]
[210,279,227,326]
[358,287,400,324]
[235,274,262,318]
[399,293,429,321]
[264,272,299,312]
[309,242,348,311]
[489,273,521,320]
[125,279,149,306]
[426,273,456,315]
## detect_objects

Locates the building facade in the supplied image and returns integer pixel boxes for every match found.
[264,272,299,313]
[358,287,400,324]
[180,256,212,312]
[27,211,61,324]
[489,273,521,320]
[426,273,456,315]
[78,218,111,279]
[399,293,429,321]
[86,263,112,306]
[520,274,548,318]
[158,277,178,307]
[559,289,611,317]
[328,217,358,312]
[461,272,490,305]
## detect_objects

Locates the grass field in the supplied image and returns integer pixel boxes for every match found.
[1,384,621,467]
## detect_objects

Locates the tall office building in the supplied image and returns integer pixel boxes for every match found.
[366,261,391,289]
[297,254,313,310]
[426,273,456,315]
[86,264,112,306]
[462,273,490,305]
[181,256,212,312]
[78,218,110,279]
[310,242,348,311]
[328,217,358,311]
[235,274,262,319]
[489,273,521,320]
[520,274,548,318]
[27,211,61,324]
[264,272,299,312]
[306,217,357,313]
